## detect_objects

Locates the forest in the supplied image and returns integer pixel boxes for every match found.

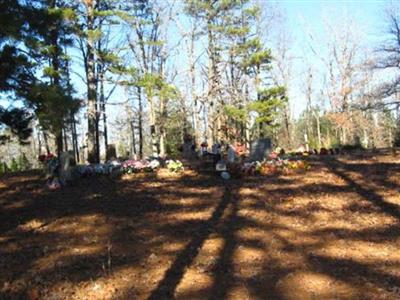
[1,1,400,300]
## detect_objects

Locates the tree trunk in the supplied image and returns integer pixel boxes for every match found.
[283,106,292,148]
[137,86,144,159]
[316,113,321,149]
[49,0,63,160]
[70,114,79,163]
[159,93,167,157]
[206,18,216,147]
[74,120,79,162]
[43,131,51,155]
[63,127,68,152]
[149,96,158,156]
[189,30,200,148]
[86,1,99,163]
[56,132,63,161]
[131,120,136,156]
[99,68,108,157]
[37,129,42,156]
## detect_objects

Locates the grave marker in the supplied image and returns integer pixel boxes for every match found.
[106,144,117,160]
[249,138,272,161]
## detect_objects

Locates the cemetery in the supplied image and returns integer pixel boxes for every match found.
[1,142,400,299]
[2,1,400,299]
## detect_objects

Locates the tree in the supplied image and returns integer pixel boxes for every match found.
[375,5,400,104]
[122,0,178,157]
[29,1,80,159]
[75,0,99,163]
[305,10,370,146]
[374,5,400,145]
[0,0,36,143]
[185,0,242,145]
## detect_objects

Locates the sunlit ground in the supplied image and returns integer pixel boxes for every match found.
[1,154,400,299]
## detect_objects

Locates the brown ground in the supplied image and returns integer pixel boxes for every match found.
[1,153,400,300]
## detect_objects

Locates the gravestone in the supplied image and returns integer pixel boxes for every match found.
[182,141,194,159]
[249,138,272,161]
[106,144,117,160]
[227,145,237,162]
[60,151,73,182]
[182,133,196,160]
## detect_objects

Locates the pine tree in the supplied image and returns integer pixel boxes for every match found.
[0,0,35,143]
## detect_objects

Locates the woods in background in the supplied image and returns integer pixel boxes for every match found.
[1,0,400,170]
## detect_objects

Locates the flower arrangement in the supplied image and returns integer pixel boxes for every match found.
[259,163,280,176]
[121,159,161,174]
[226,156,311,178]
[38,153,58,176]
[166,160,184,173]
[38,153,55,163]
[148,159,160,170]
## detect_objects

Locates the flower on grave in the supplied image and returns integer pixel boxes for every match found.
[38,153,55,163]
[121,160,141,173]
[166,160,184,173]
[268,151,279,160]
[121,159,161,174]
[148,159,160,169]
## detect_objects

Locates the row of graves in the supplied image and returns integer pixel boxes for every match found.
[40,146,185,190]
[41,134,346,189]
[181,136,316,179]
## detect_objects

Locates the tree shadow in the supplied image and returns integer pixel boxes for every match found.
[148,180,239,299]
[325,158,400,220]
[2,156,400,299]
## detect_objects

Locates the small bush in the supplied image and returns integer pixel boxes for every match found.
[166,160,184,173]
[341,144,364,152]
[394,130,400,147]
[18,153,31,171]
[10,158,19,172]
[0,162,8,175]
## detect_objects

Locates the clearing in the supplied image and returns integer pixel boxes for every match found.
[1,154,400,299]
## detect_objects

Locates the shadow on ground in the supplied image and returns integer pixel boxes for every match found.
[1,154,400,299]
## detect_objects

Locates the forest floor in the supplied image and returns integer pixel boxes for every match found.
[1,153,400,300]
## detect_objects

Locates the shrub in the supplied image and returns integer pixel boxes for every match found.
[0,162,8,175]
[18,153,31,171]
[10,158,19,172]
[341,144,364,152]
[393,130,400,147]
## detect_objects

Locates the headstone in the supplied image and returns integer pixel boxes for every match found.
[182,141,193,159]
[227,145,237,162]
[60,151,73,182]
[106,144,117,160]
[249,138,272,161]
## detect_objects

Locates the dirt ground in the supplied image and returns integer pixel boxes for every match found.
[1,153,400,300]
